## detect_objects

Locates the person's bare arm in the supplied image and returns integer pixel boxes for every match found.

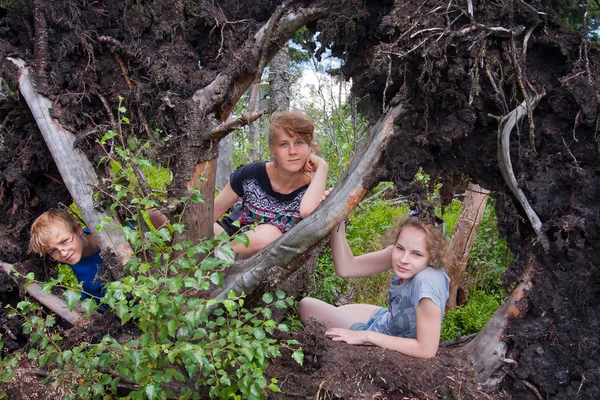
[330,222,393,278]
[299,154,329,218]
[325,298,443,358]
[213,183,239,222]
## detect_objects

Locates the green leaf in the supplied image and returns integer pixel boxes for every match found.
[100,130,117,144]
[145,384,158,400]
[63,290,81,311]
[81,299,97,317]
[234,233,249,248]
[277,324,289,332]
[268,383,281,393]
[275,290,286,299]
[292,350,304,366]
[209,272,223,287]
[253,328,266,340]
[261,293,273,304]
[167,319,178,338]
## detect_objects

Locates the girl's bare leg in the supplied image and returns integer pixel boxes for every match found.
[298,298,379,329]
[231,224,283,260]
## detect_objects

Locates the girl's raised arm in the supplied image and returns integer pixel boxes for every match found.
[330,222,393,278]
[326,298,443,358]
[213,183,240,222]
[299,154,328,218]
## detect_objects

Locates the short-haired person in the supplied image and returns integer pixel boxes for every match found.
[29,209,105,303]
[213,110,329,259]
[298,213,450,358]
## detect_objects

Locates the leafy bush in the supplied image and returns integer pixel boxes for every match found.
[440,290,503,341]
[1,107,302,399]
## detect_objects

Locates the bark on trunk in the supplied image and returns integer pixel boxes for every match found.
[270,43,290,112]
[446,183,490,309]
[215,133,233,191]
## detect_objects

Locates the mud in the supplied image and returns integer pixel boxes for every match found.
[1,0,599,398]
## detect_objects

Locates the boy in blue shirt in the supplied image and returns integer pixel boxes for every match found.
[29,209,105,302]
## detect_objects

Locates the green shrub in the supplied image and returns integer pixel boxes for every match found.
[2,109,303,399]
[441,290,503,341]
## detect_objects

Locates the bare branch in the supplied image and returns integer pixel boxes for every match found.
[210,104,405,303]
[7,57,133,276]
[1,261,82,325]
[210,109,268,140]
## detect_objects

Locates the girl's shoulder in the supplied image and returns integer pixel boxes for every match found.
[233,162,267,178]
[411,267,450,287]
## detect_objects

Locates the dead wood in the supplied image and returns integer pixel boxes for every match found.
[446,183,490,309]
[1,261,81,325]
[496,91,549,252]
[7,57,133,278]
[462,254,534,387]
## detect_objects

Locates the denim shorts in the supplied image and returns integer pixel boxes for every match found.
[349,307,388,331]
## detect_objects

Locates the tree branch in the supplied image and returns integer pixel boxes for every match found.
[1,261,82,325]
[7,57,133,277]
[210,110,268,140]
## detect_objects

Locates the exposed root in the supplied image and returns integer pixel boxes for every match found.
[33,0,49,79]
[496,91,549,251]
[521,379,543,400]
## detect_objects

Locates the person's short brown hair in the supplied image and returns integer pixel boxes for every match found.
[393,216,448,270]
[268,110,318,153]
[29,209,79,256]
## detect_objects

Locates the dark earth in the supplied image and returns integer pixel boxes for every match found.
[1,0,599,398]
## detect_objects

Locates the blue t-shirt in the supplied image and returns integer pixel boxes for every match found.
[70,246,105,302]
[367,267,450,338]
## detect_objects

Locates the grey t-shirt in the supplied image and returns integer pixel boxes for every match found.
[368,267,450,338]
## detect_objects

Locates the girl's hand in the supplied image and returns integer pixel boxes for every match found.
[325,328,370,345]
[301,153,326,174]
[320,187,333,203]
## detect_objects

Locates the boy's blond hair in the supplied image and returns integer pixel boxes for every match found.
[29,209,79,256]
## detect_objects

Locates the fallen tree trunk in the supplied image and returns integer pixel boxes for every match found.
[7,57,133,279]
[1,261,81,325]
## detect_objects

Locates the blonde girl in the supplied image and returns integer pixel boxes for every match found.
[298,213,449,358]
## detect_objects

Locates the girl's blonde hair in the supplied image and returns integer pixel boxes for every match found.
[29,209,79,256]
[394,216,448,270]
[268,110,319,153]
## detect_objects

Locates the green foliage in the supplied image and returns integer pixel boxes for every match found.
[309,249,349,305]
[466,200,511,293]
[2,105,302,399]
[551,0,600,42]
[440,290,503,341]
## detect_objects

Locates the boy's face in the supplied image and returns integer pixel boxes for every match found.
[46,225,84,265]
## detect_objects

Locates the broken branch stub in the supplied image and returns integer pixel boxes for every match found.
[1,261,82,325]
